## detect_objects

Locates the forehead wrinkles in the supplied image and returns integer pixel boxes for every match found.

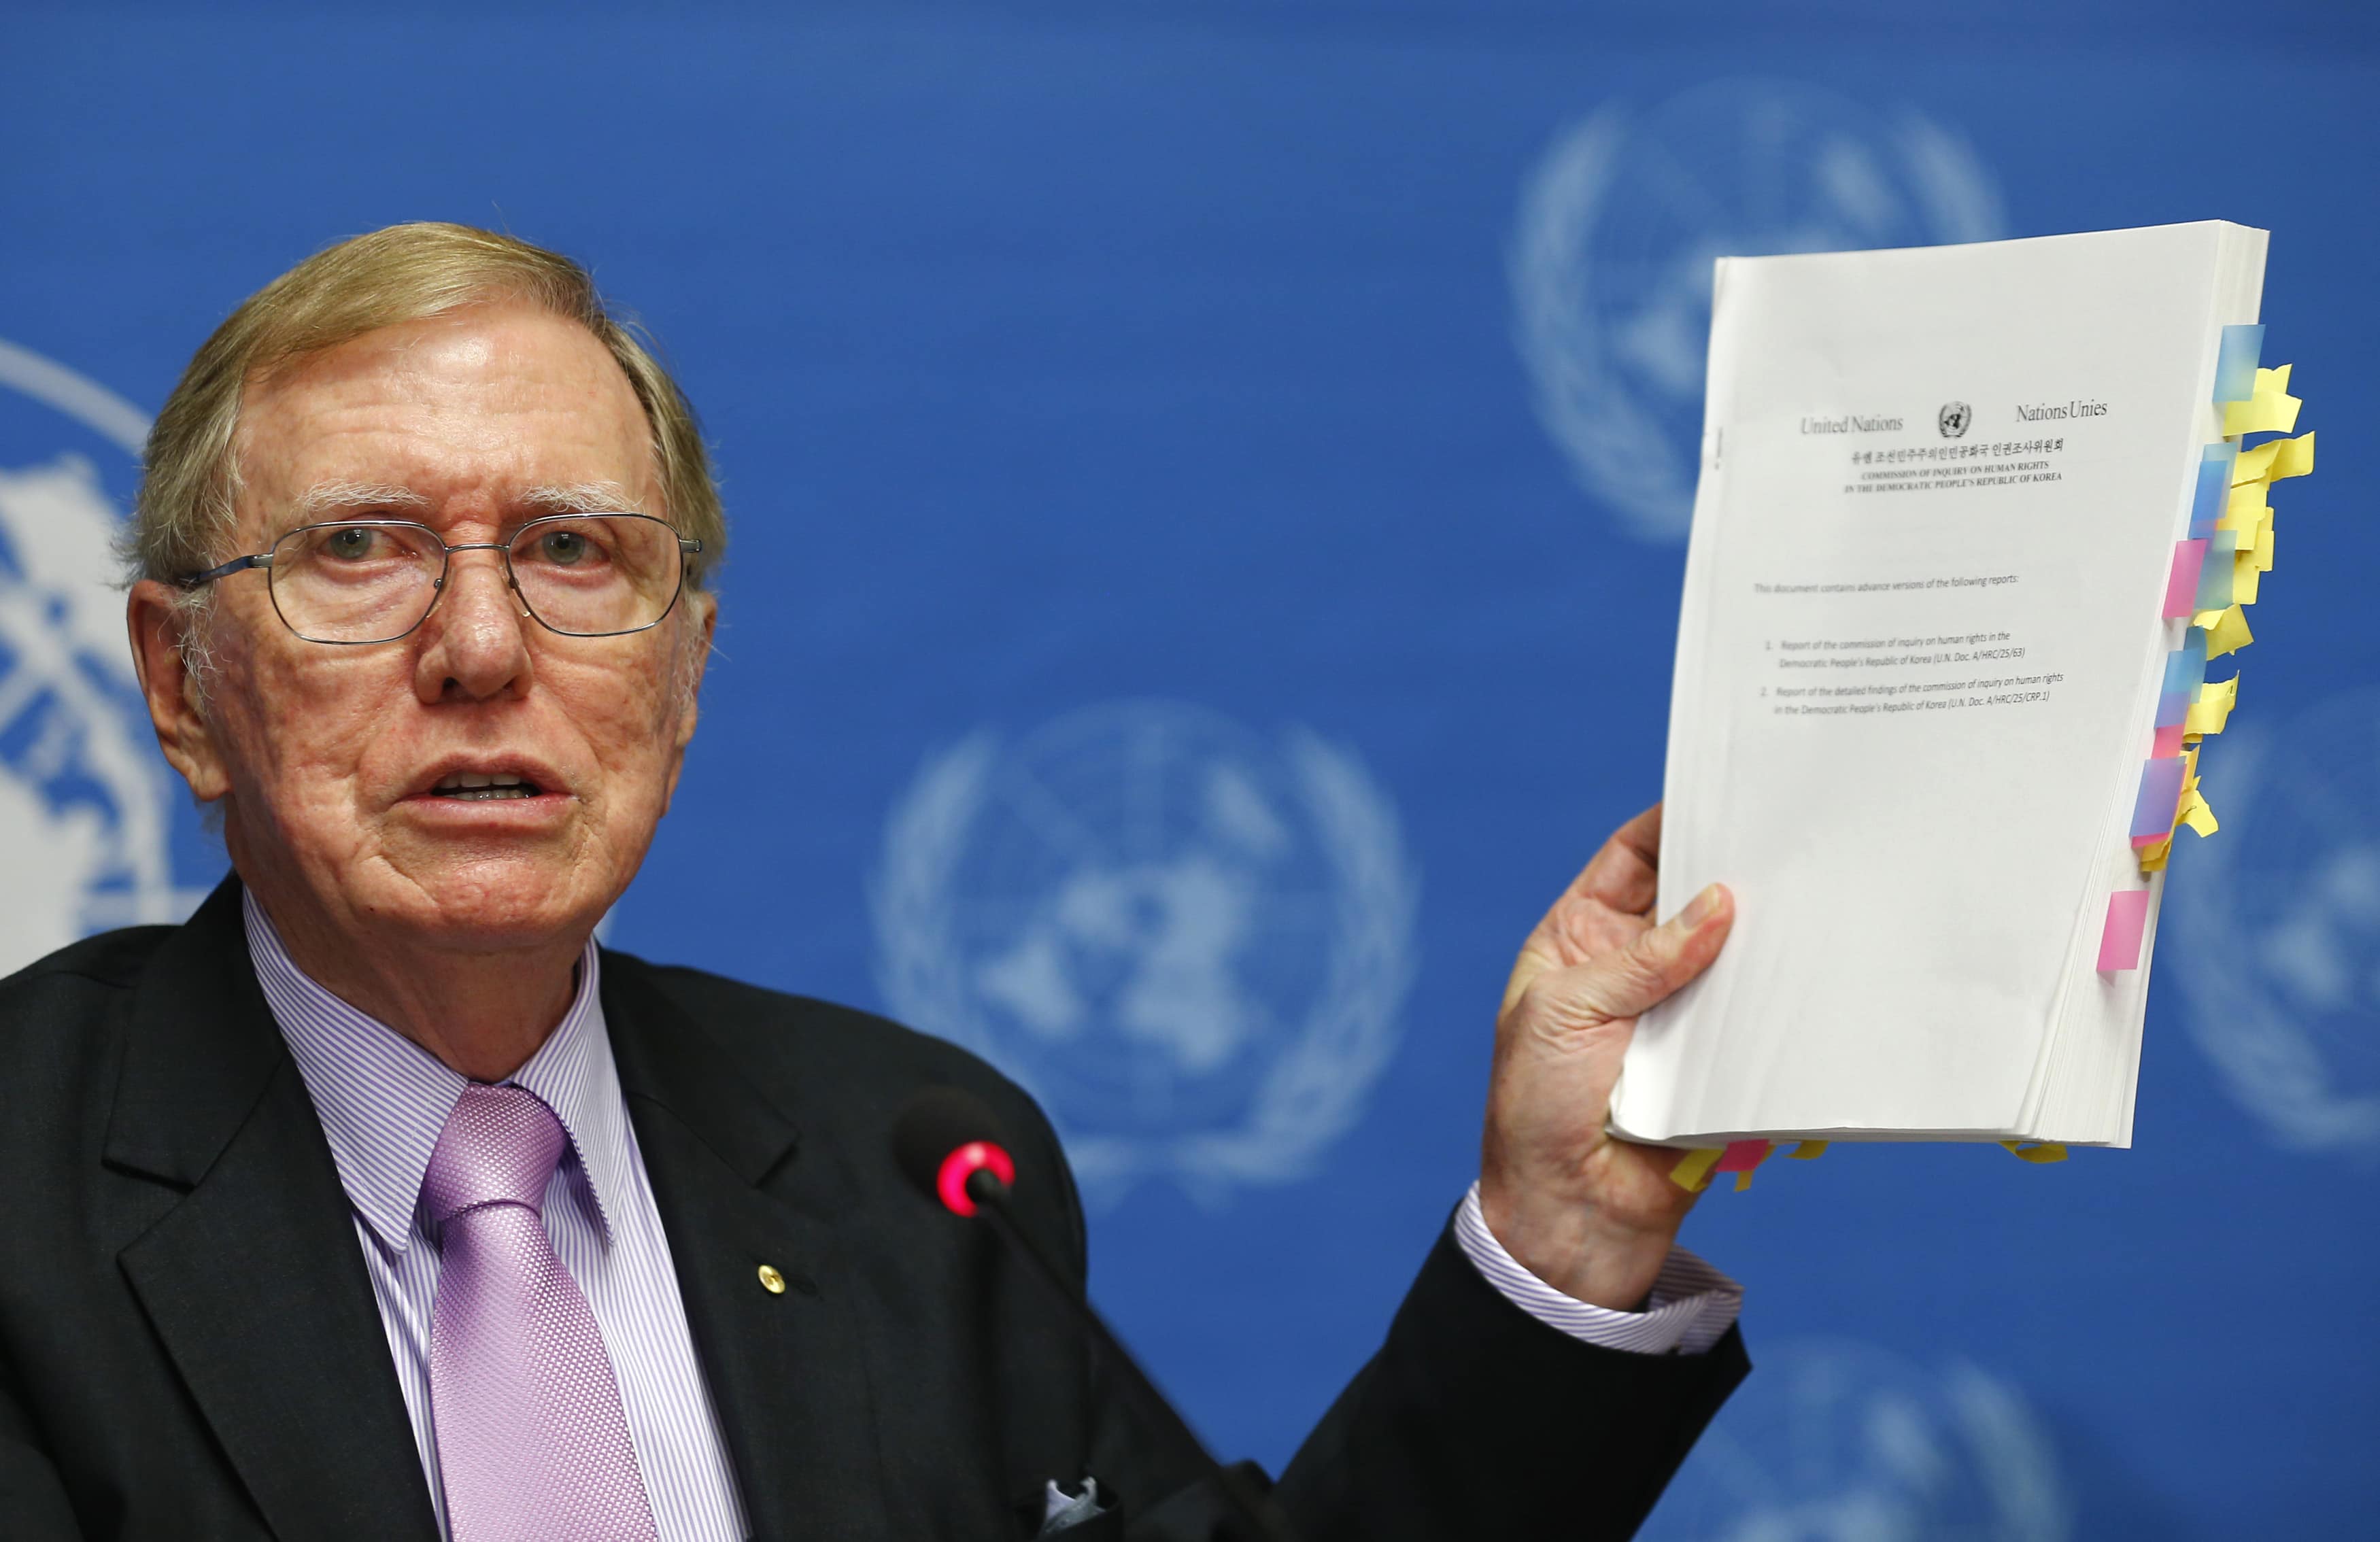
[232,313,662,528]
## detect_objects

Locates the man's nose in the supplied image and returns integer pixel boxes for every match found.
[414,549,535,702]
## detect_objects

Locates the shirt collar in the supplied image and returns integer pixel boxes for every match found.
[242,888,628,1254]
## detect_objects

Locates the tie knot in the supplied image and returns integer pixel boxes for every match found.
[422,1083,568,1226]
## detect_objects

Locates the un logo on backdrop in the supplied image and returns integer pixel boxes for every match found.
[2166,692,2380,1152]
[872,701,1418,1207]
[1510,81,2005,542]
[1639,1339,2071,1542]
[0,338,206,977]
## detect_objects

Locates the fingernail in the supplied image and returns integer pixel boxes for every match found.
[1680,884,1722,929]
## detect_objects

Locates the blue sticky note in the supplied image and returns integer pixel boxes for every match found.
[2155,689,2192,728]
[2189,445,2236,537]
[2196,529,2239,611]
[2162,630,2209,696]
[2213,324,2266,403]
[2130,757,2188,840]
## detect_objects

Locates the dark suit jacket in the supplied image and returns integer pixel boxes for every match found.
[0,879,1748,1540]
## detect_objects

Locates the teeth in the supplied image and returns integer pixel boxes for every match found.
[430,770,541,798]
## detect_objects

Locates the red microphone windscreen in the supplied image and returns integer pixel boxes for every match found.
[892,1086,1015,1214]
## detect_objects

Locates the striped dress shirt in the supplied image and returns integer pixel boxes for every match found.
[1452,1186,1742,1356]
[244,893,749,1542]
[244,893,1741,1539]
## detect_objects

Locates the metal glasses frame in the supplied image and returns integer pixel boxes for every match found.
[176,513,704,645]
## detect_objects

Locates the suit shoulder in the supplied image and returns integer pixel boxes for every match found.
[0,925,175,1026]
[602,950,1044,1119]
[0,925,173,1116]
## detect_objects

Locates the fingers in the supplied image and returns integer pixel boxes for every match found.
[1533,882,1732,1031]
[1567,803,1663,917]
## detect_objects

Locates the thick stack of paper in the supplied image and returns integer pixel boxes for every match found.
[1614,222,2289,1150]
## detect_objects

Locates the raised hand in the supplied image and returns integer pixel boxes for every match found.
[1478,804,1734,1309]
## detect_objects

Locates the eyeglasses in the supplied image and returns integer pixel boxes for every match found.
[178,513,702,645]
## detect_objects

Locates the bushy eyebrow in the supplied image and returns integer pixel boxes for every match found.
[520,481,648,517]
[284,481,432,526]
[273,480,647,539]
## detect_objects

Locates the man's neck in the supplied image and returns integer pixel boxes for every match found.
[245,881,585,1084]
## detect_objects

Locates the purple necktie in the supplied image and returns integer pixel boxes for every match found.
[423,1084,659,1542]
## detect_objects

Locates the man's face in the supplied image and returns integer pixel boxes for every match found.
[159,302,711,952]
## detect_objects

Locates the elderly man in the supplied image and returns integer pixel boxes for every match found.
[0,224,1745,1541]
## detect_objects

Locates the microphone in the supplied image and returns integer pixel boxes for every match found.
[891,1087,1303,1542]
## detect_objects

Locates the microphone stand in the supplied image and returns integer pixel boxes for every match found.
[964,1170,1305,1542]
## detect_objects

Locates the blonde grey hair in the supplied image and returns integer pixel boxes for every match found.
[126,222,726,590]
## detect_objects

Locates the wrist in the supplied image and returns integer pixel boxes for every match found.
[1476,1179,1680,1310]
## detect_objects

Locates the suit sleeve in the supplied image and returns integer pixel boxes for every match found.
[1016,1078,1749,1542]
[1263,1221,1749,1542]
[1102,1223,1750,1541]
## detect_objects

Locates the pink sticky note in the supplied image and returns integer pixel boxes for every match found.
[1713,1140,1771,1173]
[2152,723,2185,758]
[2162,540,2209,618]
[2098,890,2150,972]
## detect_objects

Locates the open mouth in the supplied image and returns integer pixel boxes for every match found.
[430,772,547,801]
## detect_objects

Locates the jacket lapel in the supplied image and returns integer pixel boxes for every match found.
[605,963,894,1542]
[105,879,438,1542]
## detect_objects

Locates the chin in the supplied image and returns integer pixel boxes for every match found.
[380,866,615,953]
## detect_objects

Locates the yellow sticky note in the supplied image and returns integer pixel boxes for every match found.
[2260,364,2293,393]
[2268,432,2315,481]
[1733,1171,1754,1192]
[2183,674,2237,736]
[1669,1147,1722,1192]
[2234,441,2279,484]
[2194,604,2254,660]
[2217,483,2268,550]
[1789,1140,1829,1160]
[2138,838,2171,874]
[2178,787,2220,837]
[2231,553,2261,606]
[2254,525,2275,573]
[2001,1141,2070,1164]
[2224,388,2302,437]
[2214,504,2267,552]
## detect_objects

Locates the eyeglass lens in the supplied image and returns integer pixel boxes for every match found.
[266,516,685,644]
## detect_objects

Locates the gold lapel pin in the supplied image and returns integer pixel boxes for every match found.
[756,1263,787,1295]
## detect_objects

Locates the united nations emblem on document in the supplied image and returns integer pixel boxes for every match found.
[872,701,1418,1206]
[1510,80,2005,543]
[0,338,207,976]
[1639,1339,2071,1542]
[2166,691,2380,1154]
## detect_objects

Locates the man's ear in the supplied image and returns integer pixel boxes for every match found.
[127,580,233,804]
[659,591,716,810]
[673,591,716,751]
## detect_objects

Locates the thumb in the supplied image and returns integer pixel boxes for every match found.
[1546,883,1734,1029]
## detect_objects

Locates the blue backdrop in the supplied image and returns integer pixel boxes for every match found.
[4,3,2376,1535]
